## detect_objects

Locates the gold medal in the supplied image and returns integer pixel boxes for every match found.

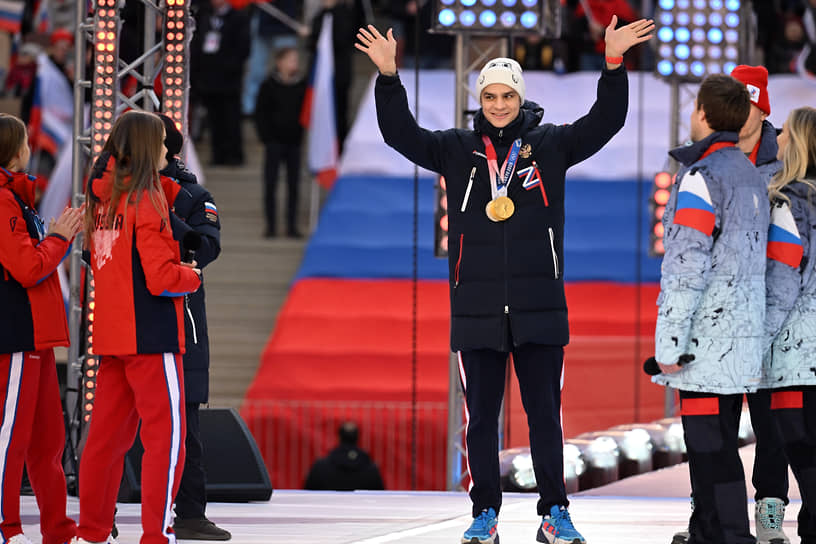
[486,195,515,222]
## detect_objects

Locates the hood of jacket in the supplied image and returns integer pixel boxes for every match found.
[755,120,780,167]
[160,157,198,185]
[0,167,37,208]
[669,131,739,167]
[473,99,545,143]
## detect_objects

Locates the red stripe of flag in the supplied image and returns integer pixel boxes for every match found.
[768,241,804,268]
[674,207,715,236]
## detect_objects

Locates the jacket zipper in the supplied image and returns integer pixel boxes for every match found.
[185,295,198,344]
[454,233,464,287]
[549,227,559,279]
[461,167,476,212]
[504,222,509,315]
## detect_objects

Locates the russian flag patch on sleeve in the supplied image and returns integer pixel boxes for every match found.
[768,202,803,268]
[204,201,218,222]
[673,170,716,236]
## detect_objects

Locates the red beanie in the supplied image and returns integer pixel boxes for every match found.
[49,28,74,46]
[729,65,770,115]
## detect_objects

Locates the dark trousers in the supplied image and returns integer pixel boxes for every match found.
[202,92,243,164]
[262,141,301,234]
[770,387,816,544]
[174,403,206,520]
[679,391,754,544]
[747,390,789,501]
[458,343,566,518]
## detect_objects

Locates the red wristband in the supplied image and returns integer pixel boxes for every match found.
[606,56,623,64]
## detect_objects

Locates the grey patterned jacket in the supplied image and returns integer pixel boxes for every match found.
[653,132,769,394]
[764,178,816,388]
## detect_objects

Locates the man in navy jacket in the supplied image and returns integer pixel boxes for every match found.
[356,16,653,544]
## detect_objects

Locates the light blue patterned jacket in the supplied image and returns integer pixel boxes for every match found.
[653,132,769,394]
[764,177,816,388]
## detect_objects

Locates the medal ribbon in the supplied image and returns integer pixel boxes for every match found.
[482,136,522,199]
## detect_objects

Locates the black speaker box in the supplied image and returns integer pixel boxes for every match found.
[117,407,272,503]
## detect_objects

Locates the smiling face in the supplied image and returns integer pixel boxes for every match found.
[480,83,521,129]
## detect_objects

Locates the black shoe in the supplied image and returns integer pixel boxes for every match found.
[172,518,232,541]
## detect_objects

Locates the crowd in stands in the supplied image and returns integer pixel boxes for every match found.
[0,0,813,229]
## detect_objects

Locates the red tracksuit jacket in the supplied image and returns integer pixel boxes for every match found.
[0,167,70,353]
[87,159,200,355]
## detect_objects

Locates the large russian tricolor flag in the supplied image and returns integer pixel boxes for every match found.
[673,170,716,236]
[0,0,23,34]
[301,12,338,189]
[28,54,72,156]
[768,202,803,268]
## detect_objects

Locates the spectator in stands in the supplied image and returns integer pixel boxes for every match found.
[767,13,807,74]
[241,0,302,116]
[253,47,306,238]
[764,105,816,544]
[47,28,73,86]
[356,16,652,544]
[383,1,453,69]
[304,421,385,491]
[309,0,366,153]
[190,0,250,166]
[652,75,767,544]
[566,0,640,71]
[4,43,40,124]
[156,115,228,541]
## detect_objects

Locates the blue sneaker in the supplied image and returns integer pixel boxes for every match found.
[462,507,499,544]
[537,505,586,544]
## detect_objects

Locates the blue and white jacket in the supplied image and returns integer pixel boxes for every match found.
[653,131,769,394]
[763,176,816,388]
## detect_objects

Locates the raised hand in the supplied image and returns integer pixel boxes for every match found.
[354,25,398,76]
[605,15,655,58]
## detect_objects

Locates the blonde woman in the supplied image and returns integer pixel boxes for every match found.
[763,106,816,543]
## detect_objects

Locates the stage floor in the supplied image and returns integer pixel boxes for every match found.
[17,445,802,543]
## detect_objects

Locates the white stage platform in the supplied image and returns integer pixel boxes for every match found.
[17,444,802,543]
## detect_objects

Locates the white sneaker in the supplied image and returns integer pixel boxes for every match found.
[755,497,790,544]
[71,536,118,544]
[7,534,34,544]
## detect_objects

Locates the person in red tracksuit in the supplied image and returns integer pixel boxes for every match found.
[75,111,201,544]
[0,113,83,544]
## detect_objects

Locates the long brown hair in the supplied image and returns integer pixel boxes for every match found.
[0,113,27,170]
[769,107,816,204]
[84,111,168,240]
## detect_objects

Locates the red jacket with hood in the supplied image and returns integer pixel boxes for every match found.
[87,157,200,355]
[0,167,71,353]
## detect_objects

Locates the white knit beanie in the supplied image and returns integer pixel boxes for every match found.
[476,57,526,103]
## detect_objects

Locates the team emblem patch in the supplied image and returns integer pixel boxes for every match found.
[519,144,532,159]
[746,83,760,104]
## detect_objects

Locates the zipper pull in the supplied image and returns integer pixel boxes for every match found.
[504,305,509,314]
